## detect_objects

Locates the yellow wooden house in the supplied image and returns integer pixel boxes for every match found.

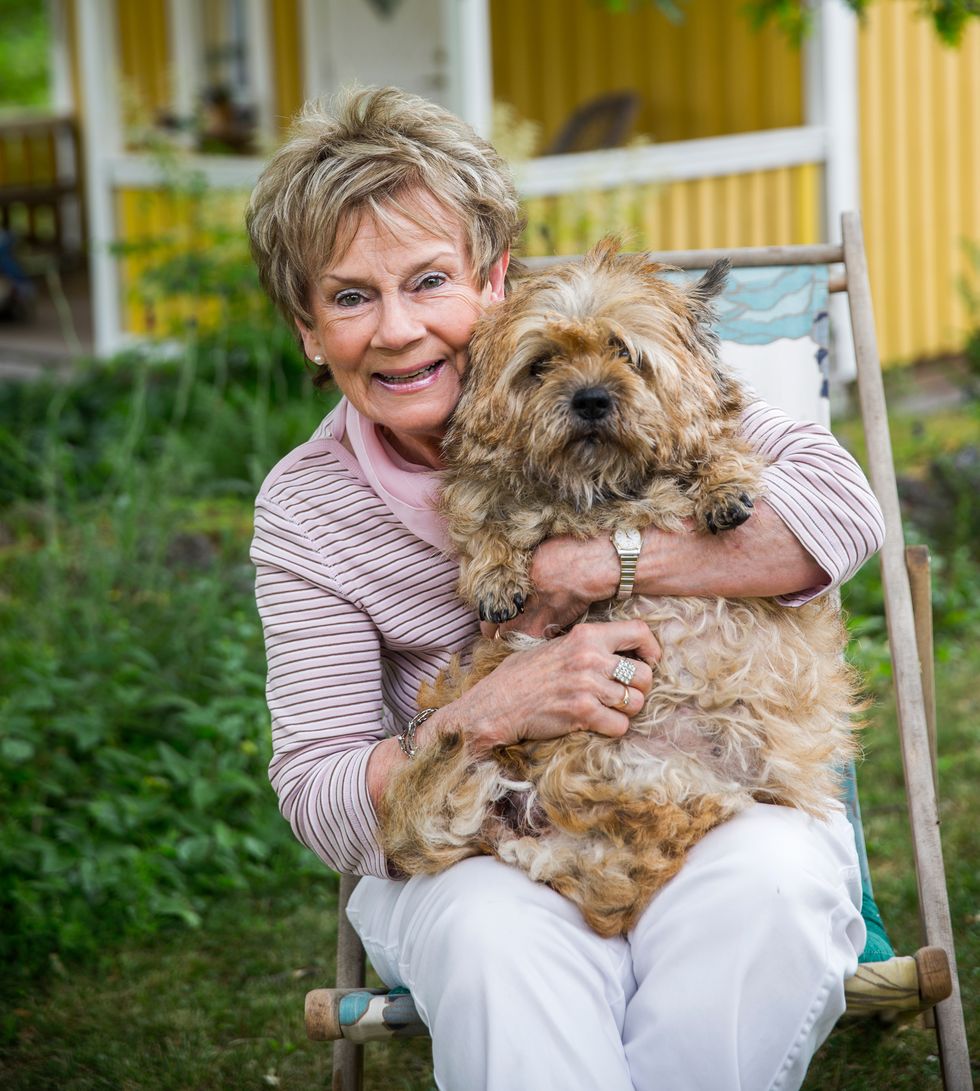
[10,0,980,368]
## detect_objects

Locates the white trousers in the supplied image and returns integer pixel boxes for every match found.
[347,803,865,1091]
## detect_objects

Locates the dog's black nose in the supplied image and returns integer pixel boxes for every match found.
[571,386,613,421]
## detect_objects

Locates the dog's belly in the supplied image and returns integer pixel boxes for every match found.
[580,591,856,811]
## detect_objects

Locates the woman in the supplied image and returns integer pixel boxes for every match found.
[247,87,883,1091]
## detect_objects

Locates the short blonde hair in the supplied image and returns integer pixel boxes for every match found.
[245,86,524,331]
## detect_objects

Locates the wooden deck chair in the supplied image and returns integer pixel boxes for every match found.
[305,212,973,1091]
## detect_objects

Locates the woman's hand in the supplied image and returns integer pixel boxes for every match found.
[481,502,830,643]
[455,619,661,753]
[480,534,621,640]
[366,618,658,807]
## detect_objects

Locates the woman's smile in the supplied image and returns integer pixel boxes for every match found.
[373,359,447,391]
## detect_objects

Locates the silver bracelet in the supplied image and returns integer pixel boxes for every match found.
[398,707,437,760]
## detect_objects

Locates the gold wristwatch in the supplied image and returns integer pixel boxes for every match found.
[612,527,643,599]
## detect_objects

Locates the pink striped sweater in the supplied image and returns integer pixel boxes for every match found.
[251,399,885,877]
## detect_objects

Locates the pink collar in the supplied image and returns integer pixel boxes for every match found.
[340,399,454,556]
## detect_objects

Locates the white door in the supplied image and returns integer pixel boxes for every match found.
[316,0,452,108]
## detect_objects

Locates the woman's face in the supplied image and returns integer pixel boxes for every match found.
[297,196,508,468]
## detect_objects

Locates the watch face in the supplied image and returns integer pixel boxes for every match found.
[614,528,642,553]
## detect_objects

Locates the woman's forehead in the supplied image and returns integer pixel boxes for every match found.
[331,191,470,268]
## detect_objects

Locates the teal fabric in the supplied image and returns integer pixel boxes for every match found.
[665,265,831,345]
[860,879,896,964]
[842,761,896,963]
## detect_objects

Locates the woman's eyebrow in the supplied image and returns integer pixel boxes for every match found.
[319,251,461,286]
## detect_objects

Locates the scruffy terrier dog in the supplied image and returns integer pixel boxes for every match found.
[378,239,860,937]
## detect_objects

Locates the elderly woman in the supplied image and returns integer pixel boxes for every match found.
[247,87,883,1091]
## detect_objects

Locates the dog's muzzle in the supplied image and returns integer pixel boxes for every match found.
[571,385,613,422]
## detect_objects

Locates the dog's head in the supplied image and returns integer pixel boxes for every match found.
[447,238,746,506]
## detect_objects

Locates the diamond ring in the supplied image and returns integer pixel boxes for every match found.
[612,658,637,685]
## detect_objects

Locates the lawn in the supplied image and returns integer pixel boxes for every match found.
[1,347,977,1090]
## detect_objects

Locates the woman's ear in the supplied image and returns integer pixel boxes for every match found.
[486,250,510,302]
[295,317,321,362]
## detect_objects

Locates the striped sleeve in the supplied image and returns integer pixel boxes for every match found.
[252,493,391,878]
[740,400,886,606]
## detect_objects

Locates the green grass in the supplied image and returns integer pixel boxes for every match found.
[1,348,977,1088]
[0,641,976,1090]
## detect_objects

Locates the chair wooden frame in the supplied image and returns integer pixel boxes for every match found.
[306,212,973,1091]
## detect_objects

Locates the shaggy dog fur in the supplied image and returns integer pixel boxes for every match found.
[377,240,861,937]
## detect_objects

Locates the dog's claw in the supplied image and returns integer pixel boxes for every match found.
[479,599,519,624]
[705,493,755,534]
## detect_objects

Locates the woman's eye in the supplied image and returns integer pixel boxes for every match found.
[335,290,367,308]
[417,273,447,290]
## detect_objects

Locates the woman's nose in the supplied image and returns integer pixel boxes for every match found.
[371,294,425,350]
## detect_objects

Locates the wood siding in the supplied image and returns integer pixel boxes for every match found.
[116,186,250,335]
[269,0,304,132]
[116,0,171,128]
[490,0,803,148]
[520,164,821,257]
[859,1,980,364]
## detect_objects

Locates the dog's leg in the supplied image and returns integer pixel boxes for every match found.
[378,730,514,875]
[500,793,738,937]
[681,446,767,534]
[457,530,534,624]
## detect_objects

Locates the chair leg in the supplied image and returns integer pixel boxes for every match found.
[332,874,366,1091]
[906,544,939,1031]
[906,545,938,800]
[844,211,974,1090]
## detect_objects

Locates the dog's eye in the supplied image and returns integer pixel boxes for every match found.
[610,337,634,364]
[528,355,550,379]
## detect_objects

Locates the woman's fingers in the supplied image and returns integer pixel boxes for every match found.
[598,619,662,668]
[460,616,660,749]
[599,681,643,717]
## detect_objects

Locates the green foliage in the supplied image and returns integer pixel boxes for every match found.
[594,0,980,44]
[0,324,324,507]
[0,330,335,990]
[595,0,687,22]
[745,0,980,46]
[0,0,50,110]
[961,238,980,387]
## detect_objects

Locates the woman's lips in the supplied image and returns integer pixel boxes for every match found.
[373,360,446,392]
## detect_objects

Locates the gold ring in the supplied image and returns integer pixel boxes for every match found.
[620,684,631,708]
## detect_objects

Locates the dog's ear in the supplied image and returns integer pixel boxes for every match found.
[689,258,731,310]
[586,236,622,267]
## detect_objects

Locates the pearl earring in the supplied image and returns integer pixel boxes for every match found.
[313,354,324,364]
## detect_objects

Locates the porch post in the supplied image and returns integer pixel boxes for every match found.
[47,0,83,252]
[76,0,124,356]
[300,0,332,101]
[807,0,860,381]
[167,0,204,144]
[47,0,74,111]
[243,0,276,146]
[443,0,493,138]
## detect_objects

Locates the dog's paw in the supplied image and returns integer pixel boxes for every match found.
[703,491,755,535]
[478,587,527,624]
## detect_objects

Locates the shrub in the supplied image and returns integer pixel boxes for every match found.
[0,340,336,990]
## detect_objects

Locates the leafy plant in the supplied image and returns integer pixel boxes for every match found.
[594,0,980,45]
[0,313,336,992]
[0,0,50,109]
